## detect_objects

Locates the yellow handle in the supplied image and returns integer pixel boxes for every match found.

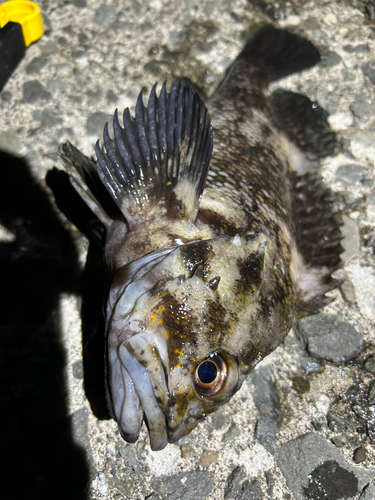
[0,1,43,47]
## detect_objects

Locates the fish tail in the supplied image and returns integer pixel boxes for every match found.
[237,25,320,81]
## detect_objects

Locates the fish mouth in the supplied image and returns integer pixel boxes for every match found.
[108,332,169,451]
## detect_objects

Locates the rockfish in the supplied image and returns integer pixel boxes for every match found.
[58,26,343,450]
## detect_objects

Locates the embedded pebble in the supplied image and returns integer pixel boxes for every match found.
[362,61,375,85]
[335,164,366,188]
[94,4,117,27]
[200,449,219,468]
[23,80,52,103]
[340,279,357,303]
[320,51,342,67]
[340,215,360,261]
[151,471,214,500]
[224,466,264,500]
[296,314,363,363]
[250,365,282,453]
[222,422,241,441]
[350,93,374,118]
[26,57,49,75]
[353,446,367,463]
[331,435,347,447]
[365,355,375,373]
[72,360,84,379]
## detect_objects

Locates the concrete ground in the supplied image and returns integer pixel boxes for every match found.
[0,0,374,499]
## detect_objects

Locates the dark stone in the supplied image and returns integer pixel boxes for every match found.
[312,421,322,431]
[352,404,375,442]
[141,22,153,32]
[23,80,52,103]
[343,44,370,52]
[265,471,274,496]
[250,365,282,453]
[58,36,67,46]
[79,32,89,46]
[276,433,371,500]
[152,471,214,500]
[292,375,310,394]
[40,109,63,127]
[72,360,84,379]
[106,90,118,104]
[224,466,263,499]
[247,0,295,21]
[368,381,375,403]
[144,60,163,76]
[320,51,342,68]
[1,90,11,103]
[198,41,216,53]
[353,447,366,463]
[71,0,87,7]
[302,17,320,29]
[362,62,375,85]
[331,435,347,447]
[26,57,48,74]
[296,314,363,363]
[303,460,358,499]
[327,412,355,433]
[86,111,113,137]
[210,405,226,430]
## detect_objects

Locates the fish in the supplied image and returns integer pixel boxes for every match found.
[58,25,343,451]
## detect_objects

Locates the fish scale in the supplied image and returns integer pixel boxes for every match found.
[57,25,343,450]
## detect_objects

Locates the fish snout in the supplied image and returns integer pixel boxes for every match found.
[108,332,169,451]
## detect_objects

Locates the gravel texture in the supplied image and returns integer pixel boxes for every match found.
[1,1,375,499]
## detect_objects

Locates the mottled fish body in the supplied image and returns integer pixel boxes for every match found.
[58,26,343,450]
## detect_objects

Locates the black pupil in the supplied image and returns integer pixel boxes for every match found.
[198,360,218,384]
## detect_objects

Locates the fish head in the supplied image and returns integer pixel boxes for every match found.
[106,234,274,450]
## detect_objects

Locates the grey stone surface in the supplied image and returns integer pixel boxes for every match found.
[276,433,373,500]
[296,313,363,362]
[1,0,375,499]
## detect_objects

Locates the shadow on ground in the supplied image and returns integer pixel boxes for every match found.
[0,151,89,500]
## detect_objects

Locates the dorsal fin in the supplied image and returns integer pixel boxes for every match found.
[95,79,213,224]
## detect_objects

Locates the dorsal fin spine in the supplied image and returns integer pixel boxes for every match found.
[94,79,212,222]
[135,92,152,176]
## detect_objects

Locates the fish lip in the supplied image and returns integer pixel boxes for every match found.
[118,336,169,451]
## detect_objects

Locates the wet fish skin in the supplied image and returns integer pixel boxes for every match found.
[58,26,342,450]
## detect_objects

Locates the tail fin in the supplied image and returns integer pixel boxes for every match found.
[238,25,320,81]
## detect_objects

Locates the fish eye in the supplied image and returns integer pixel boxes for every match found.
[193,354,227,397]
